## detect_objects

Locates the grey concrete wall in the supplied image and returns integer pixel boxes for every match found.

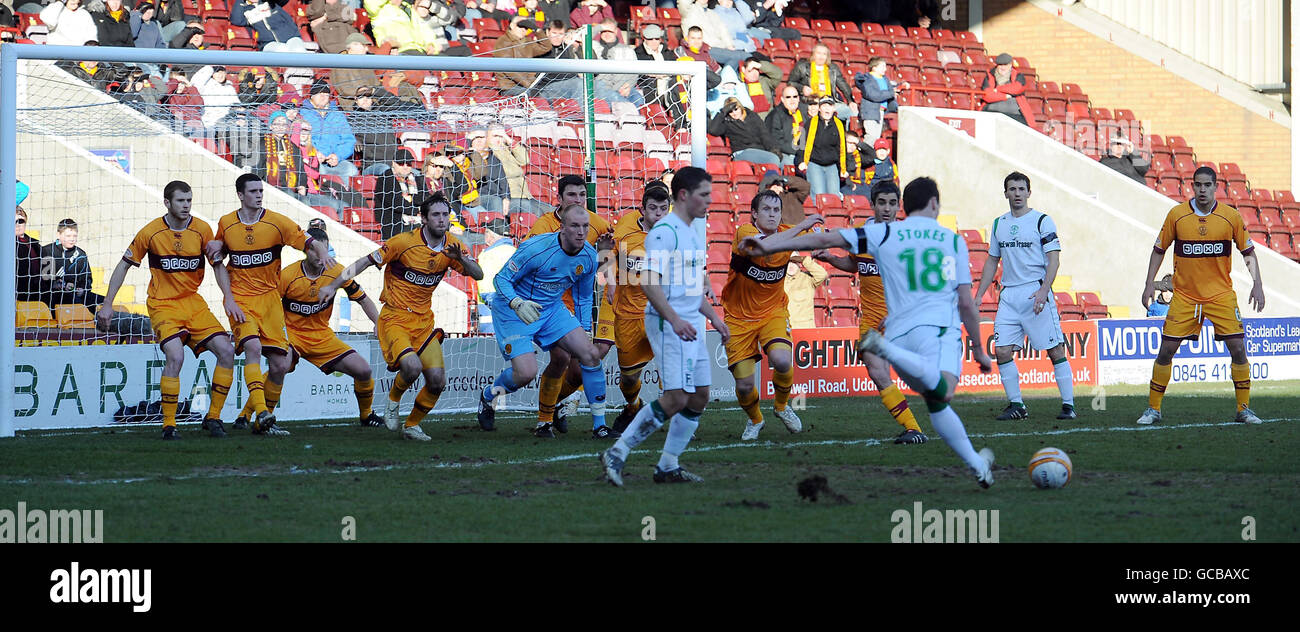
[898,107,1300,318]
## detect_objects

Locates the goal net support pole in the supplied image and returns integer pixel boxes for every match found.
[0,43,709,437]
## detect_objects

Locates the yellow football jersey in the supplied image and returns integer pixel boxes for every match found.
[1155,201,1253,303]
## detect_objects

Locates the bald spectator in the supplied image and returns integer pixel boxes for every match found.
[765,83,808,165]
[306,0,360,54]
[41,0,100,47]
[493,15,555,97]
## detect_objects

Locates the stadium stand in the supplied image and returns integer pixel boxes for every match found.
[15,0,1293,337]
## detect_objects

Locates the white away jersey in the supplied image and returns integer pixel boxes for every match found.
[838,215,971,335]
[987,209,1060,287]
[646,212,707,321]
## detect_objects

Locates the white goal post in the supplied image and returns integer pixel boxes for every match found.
[0,43,710,436]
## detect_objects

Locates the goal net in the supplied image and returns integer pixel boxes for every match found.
[0,44,708,433]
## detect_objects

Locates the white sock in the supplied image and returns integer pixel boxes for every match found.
[999,360,1023,404]
[609,401,664,460]
[878,337,940,391]
[1053,359,1075,406]
[929,404,987,474]
[658,411,700,471]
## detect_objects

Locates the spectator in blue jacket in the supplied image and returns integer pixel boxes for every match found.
[300,80,359,178]
[130,3,168,48]
[1147,275,1173,317]
[854,56,909,146]
[231,0,307,51]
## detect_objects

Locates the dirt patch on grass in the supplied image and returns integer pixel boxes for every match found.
[797,475,851,504]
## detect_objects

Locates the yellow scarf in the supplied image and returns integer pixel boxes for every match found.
[809,63,831,97]
[802,115,846,174]
[790,109,804,138]
[518,7,544,32]
[263,135,298,189]
[453,156,479,206]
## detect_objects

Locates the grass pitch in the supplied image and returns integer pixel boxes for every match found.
[3,381,1297,543]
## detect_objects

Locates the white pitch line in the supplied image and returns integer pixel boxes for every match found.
[9,418,1293,486]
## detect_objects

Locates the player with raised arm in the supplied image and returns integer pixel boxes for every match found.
[726,191,823,440]
[608,183,673,434]
[1137,166,1266,426]
[281,227,384,428]
[318,193,483,441]
[810,180,928,444]
[476,204,613,438]
[208,174,333,436]
[599,167,731,486]
[972,172,1076,421]
[521,174,615,437]
[742,177,997,488]
[96,180,240,440]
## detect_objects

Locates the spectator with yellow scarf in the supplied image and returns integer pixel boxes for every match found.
[798,97,848,198]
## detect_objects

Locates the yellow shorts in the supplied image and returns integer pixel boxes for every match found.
[595,293,616,345]
[725,314,792,369]
[232,291,289,356]
[859,306,888,336]
[377,306,444,371]
[288,329,358,374]
[148,294,229,357]
[1162,292,1244,341]
[614,315,653,369]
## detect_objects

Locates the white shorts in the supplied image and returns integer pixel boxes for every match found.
[646,313,711,393]
[889,325,963,382]
[993,282,1065,351]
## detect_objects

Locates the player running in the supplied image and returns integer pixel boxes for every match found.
[1138,166,1265,426]
[207,173,333,436]
[319,193,484,441]
[600,167,731,486]
[608,183,673,434]
[96,181,240,439]
[280,227,384,428]
[742,177,997,488]
[477,204,613,438]
[522,175,615,437]
[972,172,1077,421]
[809,180,928,444]
[726,190,823,440]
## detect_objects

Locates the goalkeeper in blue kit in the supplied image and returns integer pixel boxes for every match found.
[477,204,615,438]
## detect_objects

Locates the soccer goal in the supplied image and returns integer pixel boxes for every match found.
[0,43,710,434]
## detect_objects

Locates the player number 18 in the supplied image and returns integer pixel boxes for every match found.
[899,247,946,292]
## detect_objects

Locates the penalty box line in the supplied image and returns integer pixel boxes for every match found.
[15,418,1295,486]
